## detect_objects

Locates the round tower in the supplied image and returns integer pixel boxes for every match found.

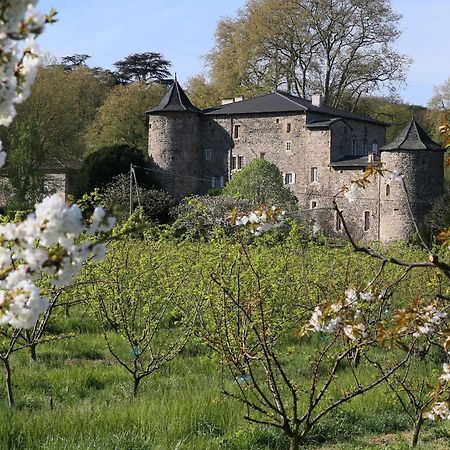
[147,79,202,198]
[379,118,444,242]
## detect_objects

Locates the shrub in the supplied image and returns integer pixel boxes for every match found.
[102,173,175,223]
[223,159,298,207]
[74,144,151,197]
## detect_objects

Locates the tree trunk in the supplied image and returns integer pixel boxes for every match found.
[29,344,37,361]
[133,377,140,397]
[411,416,424,448]
[289,434,299,450]
[3,358,14,408]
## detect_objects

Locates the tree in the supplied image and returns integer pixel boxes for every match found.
[6,120,45,210]
[186,75,221,109]
[74,144,149,197]
[61,53,91,71]
[426,77,450,144]
[113,52,171,84]
[223,159,297,207]
[1,64,112,160]
[84,82,165,153]
[206,0,410,109]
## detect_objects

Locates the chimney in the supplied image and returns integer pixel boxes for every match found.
[311,94,324,107]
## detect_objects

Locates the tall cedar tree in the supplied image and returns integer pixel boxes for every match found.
[113,52,171,84]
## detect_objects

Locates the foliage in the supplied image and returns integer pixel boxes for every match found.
[74,144,148,198]
[5,120,45,210]
[223,159,298,207]
[102,173,175,223]
[205,0,410,109]
[0,64,112,159]
[170,196,256,238]
[425,179,450,233]
[113,52,171,84]
[84,81,165,153]
[186,74,222,109]
[82,240,197,395]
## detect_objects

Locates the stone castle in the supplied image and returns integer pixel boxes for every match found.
[147,80,444,242]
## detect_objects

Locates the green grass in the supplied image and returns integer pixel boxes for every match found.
[0,238,448,449]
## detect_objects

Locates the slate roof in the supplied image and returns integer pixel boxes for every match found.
[147,79,201,114]
[204,90,386,126]
[307,118,345,129]
[381,118,443,152]
[331,155,374,168]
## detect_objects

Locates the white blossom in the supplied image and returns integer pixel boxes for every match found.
[439,363,450,383]
[424,402,450,421]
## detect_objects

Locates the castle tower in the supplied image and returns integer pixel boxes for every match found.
[147,79,202,198]
[379,118,444,242]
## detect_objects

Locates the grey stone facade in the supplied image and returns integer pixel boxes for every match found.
[147,82,444,242]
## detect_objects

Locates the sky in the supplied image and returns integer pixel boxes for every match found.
[37,0,450,107]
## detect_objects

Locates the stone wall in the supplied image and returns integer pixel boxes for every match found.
[379,150,444,242]
[148,112,201,198]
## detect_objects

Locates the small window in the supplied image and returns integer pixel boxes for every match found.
[352,139,357,155]
[286,123,292,133]
[259,152,265,159]
[276,118,280,124]
[234,124,241,139]
[238,155,244,169]
[364,211,370,232]
[385,184,390,196]
[231,156,237,170]
[205,148,212,160]
[363,139,368,156]
[310,200,317,209]
[211,176,224,188]
[372,141,378,154]
[284,173,296,185]
[149,123,152,129]
[310,167,318,183]
[286,141,292,152]
[335,213,343,231]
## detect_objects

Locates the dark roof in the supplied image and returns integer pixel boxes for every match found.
[39,158,81,172]
[331,155,375,168]
[204,90,386,126]
[381,118,443,152]
[307,118,344,129]
[147,79,201,114]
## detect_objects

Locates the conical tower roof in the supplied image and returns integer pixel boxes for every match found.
[381,118,443,152]
[147,78,201,114]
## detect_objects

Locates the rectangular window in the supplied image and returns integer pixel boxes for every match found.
[211,176,224,188]
[238,155,244,169]
[286,123,292,133]
[286,141,292,152]
[310,167,318,183]
[310,200,317,209]
[336,213,343,231]
[231,156,237,170]
[284,173,296,185]
[352,139,357,155]
[205,148,212,160]
[364,211,370,231]
[363,139,368,156]
[259,152,265,159]
[234,124,241,139]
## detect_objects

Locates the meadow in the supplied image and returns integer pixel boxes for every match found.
[0,231,449,450]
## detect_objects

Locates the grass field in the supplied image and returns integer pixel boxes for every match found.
[0,238,449,449]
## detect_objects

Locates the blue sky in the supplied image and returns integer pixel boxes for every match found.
[37,0,449,106]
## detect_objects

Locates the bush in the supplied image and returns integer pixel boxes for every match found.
[74,144,151,197]
[425,177,450,234]
[102,173,175,223]
[223,159,298,207]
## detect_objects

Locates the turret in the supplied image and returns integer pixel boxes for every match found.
[147,79,202,198]
[379,118,444,242]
